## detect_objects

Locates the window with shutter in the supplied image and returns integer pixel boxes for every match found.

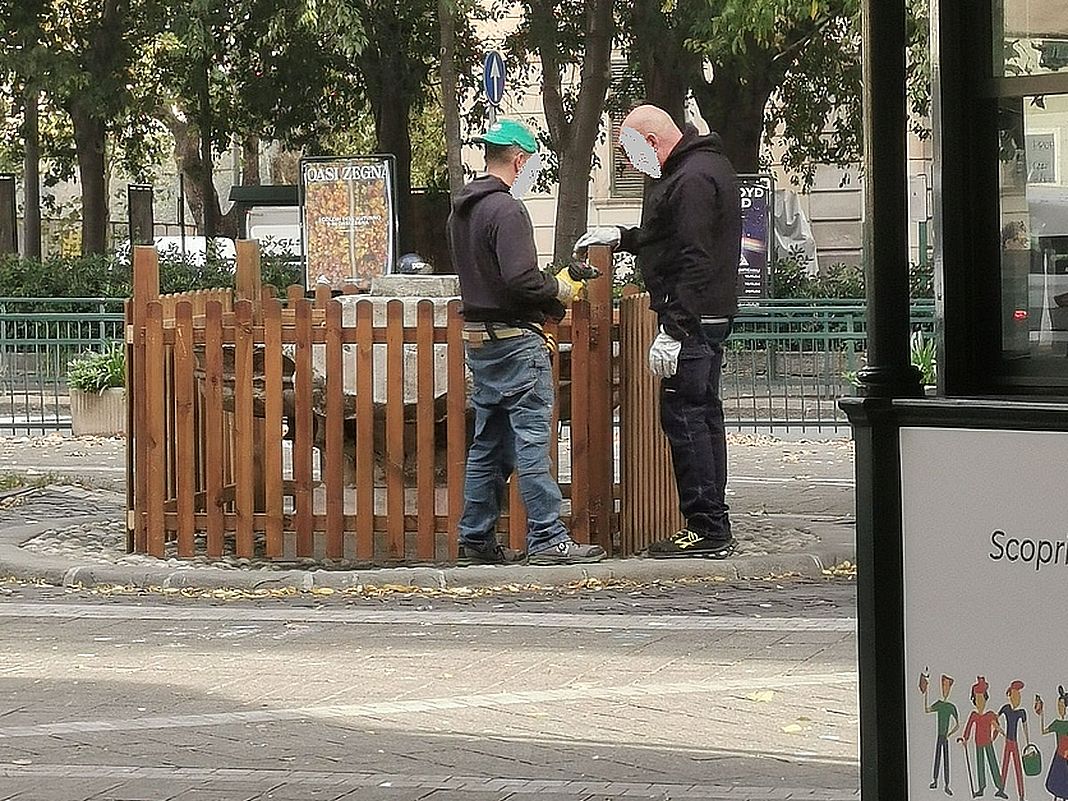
[609,62,645,200]
[610,112,647,199]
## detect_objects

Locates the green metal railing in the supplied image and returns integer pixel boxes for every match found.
[0,297,935,435]
[0,299,125,433]
[724,298,936,430]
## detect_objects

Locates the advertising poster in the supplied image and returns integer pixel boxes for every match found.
[300,156,396,289]
[901,427,1068,801]
[738,174,774,303]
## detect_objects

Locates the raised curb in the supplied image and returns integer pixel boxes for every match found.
[0,516,854,592]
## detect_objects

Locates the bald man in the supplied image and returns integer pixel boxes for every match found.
[575,104,741,558]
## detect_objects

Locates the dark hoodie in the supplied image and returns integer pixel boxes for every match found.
[618,125,741,340]
[447,175,565,324]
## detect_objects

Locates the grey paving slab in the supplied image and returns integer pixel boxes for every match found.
[0,572,860,801]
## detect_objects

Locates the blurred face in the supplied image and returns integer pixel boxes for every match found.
[1059,697,1067,718]
[941,678,953,698]
[1009,687,1021,706]
[619,126,662,179]
[976,693,987,712]
[510,151,542,199]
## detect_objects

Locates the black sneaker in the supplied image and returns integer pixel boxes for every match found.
[646,529,736,559]
[458,543,525,565]
[528,539,606,565]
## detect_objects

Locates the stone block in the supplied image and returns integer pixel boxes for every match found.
[370,274,460,298]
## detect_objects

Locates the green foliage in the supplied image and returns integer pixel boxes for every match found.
[0,253,129,305]
[67,343,125,392]
[844,330,937,389]
[614,0,930,184]
[910,258,933,298]
[905,0,931,140]
[770,255,935,300]
[909,329,936,385]
[0,246,304,309]
[769,253,866,299]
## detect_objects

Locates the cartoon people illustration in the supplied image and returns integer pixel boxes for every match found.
[924,669,960,795]
[999,680,1031,801]
[1035,686,1068,801]
[960,676,1007,798]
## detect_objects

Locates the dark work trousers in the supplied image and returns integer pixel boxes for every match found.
[659,320,732,543]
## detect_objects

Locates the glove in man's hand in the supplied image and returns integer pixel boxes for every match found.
[573,227,621,256]
[554,264,587,301]
[648,328,682,378]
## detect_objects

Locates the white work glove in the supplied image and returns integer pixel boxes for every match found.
[573,226,621,256]
[648,328,682,378]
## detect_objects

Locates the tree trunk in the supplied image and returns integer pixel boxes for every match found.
[439,0,464,198]
[241,136,261,186]
[691,65,773,174]
[70,105,108,255]
[22,86,41,260]
[529,0,614,262]
[374,98,413,254]
[198,57,217,238]
[631,0,698,127]
[158,107,239,240]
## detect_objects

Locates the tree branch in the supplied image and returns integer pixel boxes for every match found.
[526,0,568,150]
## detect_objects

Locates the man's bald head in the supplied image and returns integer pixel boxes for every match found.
[621,105,680,139]
[619,104,684,172]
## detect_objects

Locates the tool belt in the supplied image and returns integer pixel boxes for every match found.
[462,321,557,361]
[462,321,538,346]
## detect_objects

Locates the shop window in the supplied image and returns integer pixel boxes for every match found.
[995,0,1068,78]
[998,94,1068,370]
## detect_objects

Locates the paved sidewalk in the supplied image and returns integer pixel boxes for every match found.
[0,432,856,591]
[0,584,861,801]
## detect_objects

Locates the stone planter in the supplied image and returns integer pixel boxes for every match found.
[70,387,126,437]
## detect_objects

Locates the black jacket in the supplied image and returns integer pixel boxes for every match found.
[447,175,565,324]
[619,126,741,340]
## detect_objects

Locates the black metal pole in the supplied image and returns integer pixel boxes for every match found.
[23,87,41,260]
[179,173,187,257]
[858,0,922,398]
[846,4,921,801]
[0,174,17,255]
[127,184,154,247]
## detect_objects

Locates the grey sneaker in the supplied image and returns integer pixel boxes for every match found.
[528,539,606,565]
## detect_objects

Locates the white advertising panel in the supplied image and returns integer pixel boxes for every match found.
[902,427,1068,800]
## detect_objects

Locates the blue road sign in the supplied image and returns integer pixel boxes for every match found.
[483,51,505,106]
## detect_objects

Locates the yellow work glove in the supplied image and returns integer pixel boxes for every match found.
[554,264,587,302]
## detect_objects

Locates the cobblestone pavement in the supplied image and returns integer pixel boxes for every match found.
[17,508,821,571]
[0,433,855,583]
[0,578,859,801]
[0,432,855,518]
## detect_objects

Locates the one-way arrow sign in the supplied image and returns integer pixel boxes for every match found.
[483,51,505,107]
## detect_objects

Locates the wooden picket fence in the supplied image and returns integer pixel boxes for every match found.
[618,290,684,555]
[125,241,622,564]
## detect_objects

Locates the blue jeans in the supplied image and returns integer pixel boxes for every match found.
[659,321,732,542]
[459,332,570,554]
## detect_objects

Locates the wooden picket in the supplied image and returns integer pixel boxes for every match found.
[126,243,624,564]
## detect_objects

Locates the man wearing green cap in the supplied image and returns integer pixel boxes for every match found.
[447,118,605,565]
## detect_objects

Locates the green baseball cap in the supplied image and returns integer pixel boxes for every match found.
[474,119,538,154]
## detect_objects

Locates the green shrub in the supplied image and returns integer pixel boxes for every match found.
[0,243,305,309]
[68,343,126,392]
[844,328,938,389]
[769,256,934,300]
[910,329,937,385]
